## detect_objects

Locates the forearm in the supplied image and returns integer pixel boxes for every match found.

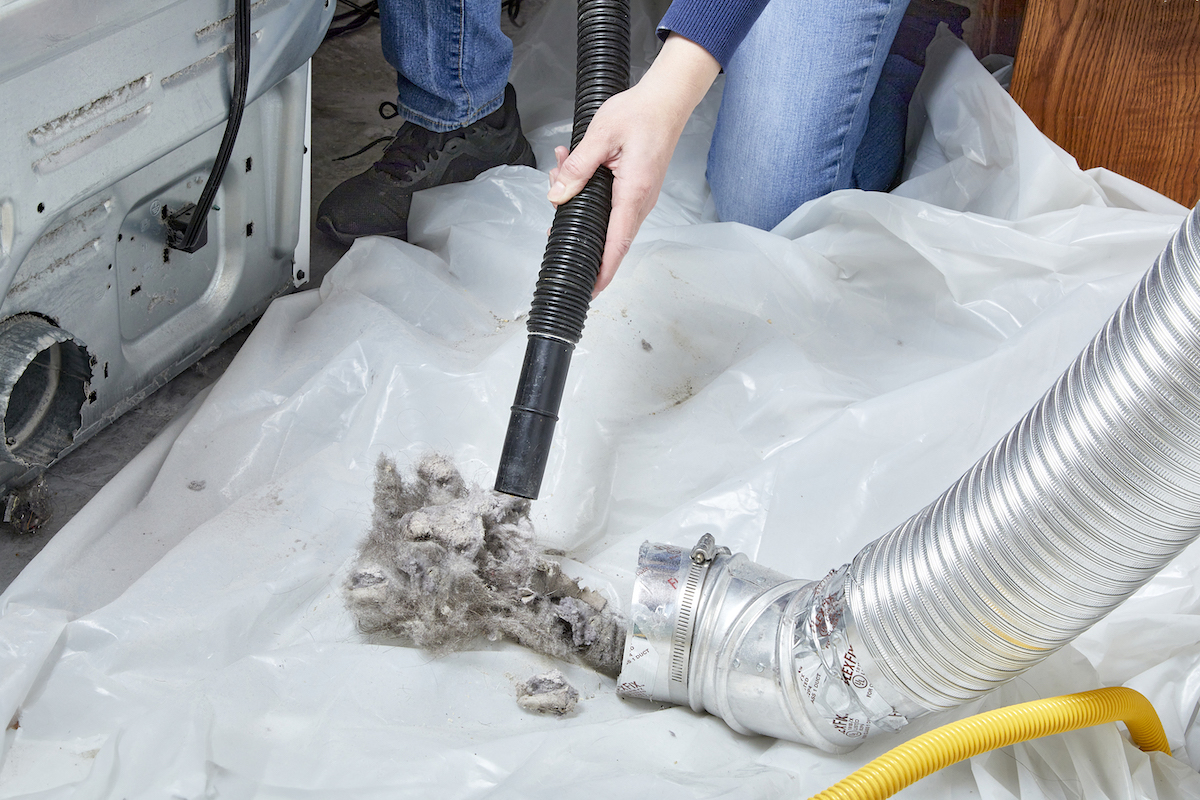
[636,33,722,135]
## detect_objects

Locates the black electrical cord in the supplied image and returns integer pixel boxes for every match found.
[331,101,401,161]
[168,0,251,253]
[323,0,379,40]
[495,0,630,499]
[502,0,522,25]
[333,0,377,16]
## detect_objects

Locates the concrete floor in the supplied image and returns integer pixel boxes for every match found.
[0,326,253,591]
[307,10,397,288]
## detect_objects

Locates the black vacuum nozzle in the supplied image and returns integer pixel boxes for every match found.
[494,0,630,500]
[495,335,574,499]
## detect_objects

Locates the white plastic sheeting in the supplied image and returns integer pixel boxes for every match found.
[2,9,1199,796]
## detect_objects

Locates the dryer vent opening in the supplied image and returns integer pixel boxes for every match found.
[0,315,91,468]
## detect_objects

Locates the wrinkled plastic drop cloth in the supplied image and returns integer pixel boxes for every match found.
[3,11,1199,797]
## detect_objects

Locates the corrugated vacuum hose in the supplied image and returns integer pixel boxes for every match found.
[495,0,630,500]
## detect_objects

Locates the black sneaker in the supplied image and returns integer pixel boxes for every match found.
[316,83,537,244]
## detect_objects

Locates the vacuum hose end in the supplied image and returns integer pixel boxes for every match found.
[495,335,575,499]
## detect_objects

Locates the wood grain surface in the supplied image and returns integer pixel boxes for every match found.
[970,0,1026,58]
[1010,0,1200,207]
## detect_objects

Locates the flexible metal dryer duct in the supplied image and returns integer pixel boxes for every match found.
[619,204,1200,752]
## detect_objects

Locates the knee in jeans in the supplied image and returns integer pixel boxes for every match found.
[708,162,834,231]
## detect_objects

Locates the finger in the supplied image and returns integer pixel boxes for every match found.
[547,146,569,198]
[593,178,654,296]
[548,133,611,205]
[593,214,634,296]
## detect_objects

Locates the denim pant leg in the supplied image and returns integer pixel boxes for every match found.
[378,0,512,131]
[707,0,911,229]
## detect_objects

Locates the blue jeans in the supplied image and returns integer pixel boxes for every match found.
[378,0,910,225]
[708,0,912,229]
[378,0,512,132]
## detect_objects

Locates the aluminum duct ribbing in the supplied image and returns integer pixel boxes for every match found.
[850,205,1200,711]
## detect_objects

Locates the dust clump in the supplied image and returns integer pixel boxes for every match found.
[346,453,625,677]
[2,478,51,534]
[516,669,578,716]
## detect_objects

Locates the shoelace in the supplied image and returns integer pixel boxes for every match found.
[373,123,461,179]
[332,101,464,175]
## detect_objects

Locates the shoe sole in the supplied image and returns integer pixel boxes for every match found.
[315,215,407,247]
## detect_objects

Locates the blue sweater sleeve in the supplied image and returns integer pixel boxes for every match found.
[657,0,772,69]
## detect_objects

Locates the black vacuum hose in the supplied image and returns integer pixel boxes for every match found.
[495,0,630,499]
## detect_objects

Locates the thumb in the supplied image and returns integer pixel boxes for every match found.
[547,131,611,205]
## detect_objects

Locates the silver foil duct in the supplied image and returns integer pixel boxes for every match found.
[619,205,1200,751]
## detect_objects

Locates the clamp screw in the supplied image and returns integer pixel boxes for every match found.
[692,533,727,564]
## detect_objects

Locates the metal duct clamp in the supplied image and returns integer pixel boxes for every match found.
[618,535,727,705]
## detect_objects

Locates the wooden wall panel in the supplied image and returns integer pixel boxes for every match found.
[970,0,1026,58]
[1010,0,1200,207]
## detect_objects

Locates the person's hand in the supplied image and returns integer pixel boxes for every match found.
[547,33,720,295]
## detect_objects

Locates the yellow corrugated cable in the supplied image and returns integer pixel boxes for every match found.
[811,687,1171,800]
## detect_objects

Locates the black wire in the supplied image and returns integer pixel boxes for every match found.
[331,101,400,160]
[340,0,378,15]
[324,0,378,40]
[324,15,373,38]
[332,136,394,161]
[502,0,522,25]
[179,0,251,252]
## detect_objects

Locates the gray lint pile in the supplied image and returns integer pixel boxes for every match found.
[345,453,626,678]
[516,670,579,716]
